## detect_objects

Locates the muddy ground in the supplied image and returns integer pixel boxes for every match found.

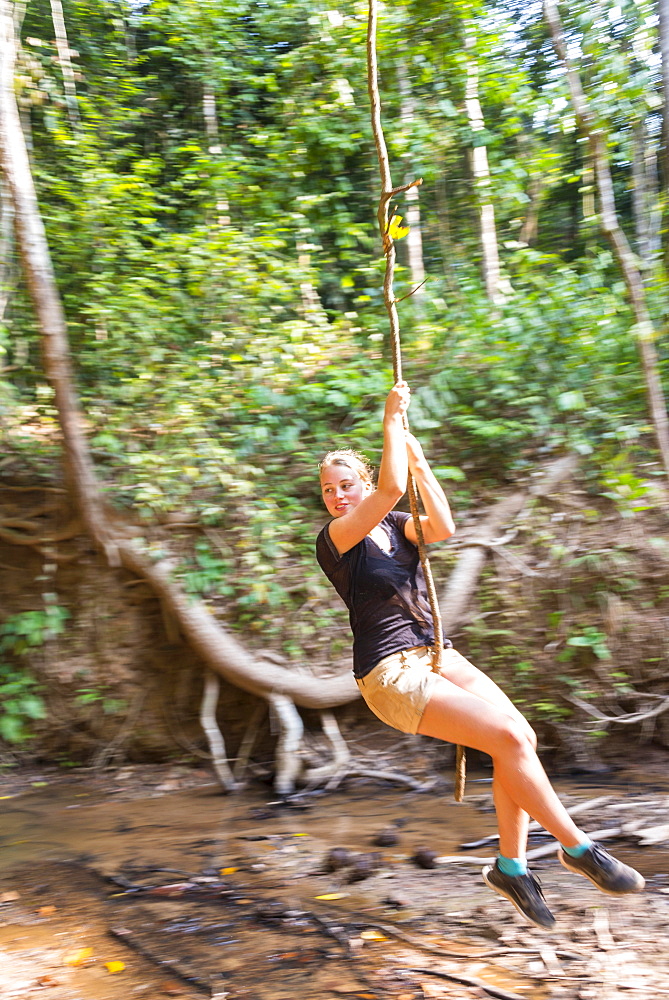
[0,761,668,1000]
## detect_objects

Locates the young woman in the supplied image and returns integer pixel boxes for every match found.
[316,381,644,929]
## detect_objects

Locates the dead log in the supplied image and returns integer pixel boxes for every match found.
[440,455,579,634]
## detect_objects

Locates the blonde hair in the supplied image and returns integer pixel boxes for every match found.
[318,449,374,486]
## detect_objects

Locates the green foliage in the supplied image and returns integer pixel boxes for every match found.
[560,626,612,662]
[599,453,657,517]
[2,0,668,710]
[74,688,126,715]
[0,607,69,743]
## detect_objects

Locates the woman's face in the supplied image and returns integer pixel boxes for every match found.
[320,463,371,518]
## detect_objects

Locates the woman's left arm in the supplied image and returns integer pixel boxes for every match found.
[404,433,455,545]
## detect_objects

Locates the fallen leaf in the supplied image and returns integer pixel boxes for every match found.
[159,980,186,996]
[220,867,238,875]
[37,905,57,916]
[360,929,387,941]
[63,946,94,967]
[104,961,125,974]
[314,892,348,900]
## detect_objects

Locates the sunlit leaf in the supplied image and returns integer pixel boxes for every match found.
[387,214,409,239]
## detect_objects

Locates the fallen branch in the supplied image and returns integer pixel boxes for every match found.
[344,917,583,963]
[566,692,669,726]
[441,814,649,865]
[326,766,438,792]
[461,795,614,849]
[109,924,215,996]
[525,819,648,860]
[439,455,579,634]
[407,966,525,1000]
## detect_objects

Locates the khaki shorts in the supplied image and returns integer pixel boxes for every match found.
[356,645,443,735]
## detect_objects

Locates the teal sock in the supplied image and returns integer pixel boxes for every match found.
[497,854,528,876]
[562,838,592,858]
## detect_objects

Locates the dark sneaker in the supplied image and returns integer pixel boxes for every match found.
[482,862,556,929]
[558,843,645,895]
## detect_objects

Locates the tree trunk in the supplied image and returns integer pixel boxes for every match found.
[464,30,504,306]
[0,0,108,544]
[0,178,13,325]
[202,85,230,227]
[518,172,541,246]
[632,119,662,269]
[660,0,669,201]
[544,0,669,479]
[581,153,595,221]
[50,0,79,127]
[0,1,358,794]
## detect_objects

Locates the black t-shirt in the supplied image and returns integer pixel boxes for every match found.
[316,510,451,679]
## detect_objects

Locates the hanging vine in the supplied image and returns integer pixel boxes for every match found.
[365,0,465,800]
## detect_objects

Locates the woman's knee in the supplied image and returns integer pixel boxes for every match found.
[495,716,537,758]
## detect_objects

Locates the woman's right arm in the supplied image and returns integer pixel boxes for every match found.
[327,382,410,555]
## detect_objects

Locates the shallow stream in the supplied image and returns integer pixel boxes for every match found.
[1,767,668,1000]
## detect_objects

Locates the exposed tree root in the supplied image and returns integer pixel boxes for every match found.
[268,691,305,796]
[0,516,81,546]
[300,710,352,788]
[199,671,238,791]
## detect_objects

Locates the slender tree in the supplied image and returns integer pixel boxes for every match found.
[49,0,79,127]
[0,0,107,543]
[660,0,669,192]
[464,28,504,305]
[544,0,669,478]
[660,0,669,268]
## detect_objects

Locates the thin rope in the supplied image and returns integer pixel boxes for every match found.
[367,0,465,801]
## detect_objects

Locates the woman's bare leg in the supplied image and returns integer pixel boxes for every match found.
[417,676,584,849]
[437,650,534,858]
